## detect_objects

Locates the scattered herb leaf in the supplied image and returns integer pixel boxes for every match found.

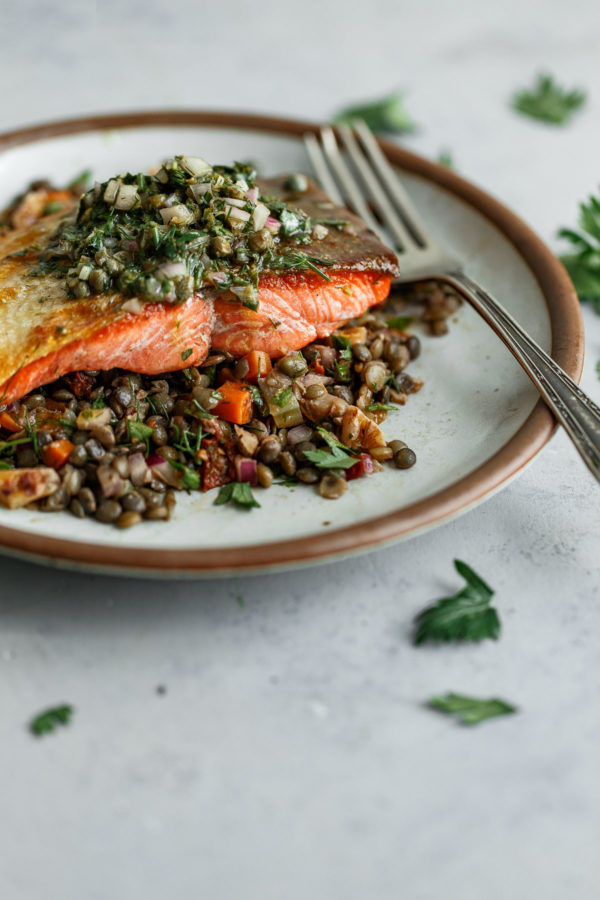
[334,92,415,134]
[30,704,73,736]
[366,402,396,412]
[127,419,154,451]
[512,73,586,125]
[428,693,516,726]
[181,348,193,362]
[559,192,600,313]
[413,559,500,645]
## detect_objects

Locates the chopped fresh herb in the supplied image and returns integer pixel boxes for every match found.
[274,475,299,487]
[428,693,516,726]
[235,594,245,608]
[214,481,261,509]
[331,333,352,351]
[0,436,31,455]
[438,150,454,169]
[512,73,586,125]
[30,704,74,736]
[0,459,12,469]
[169,459,201,490]
[559,191,600,313]
[413,559,500,645]
[387,315,413,330]
[334,91,415,134]
[366,402,396,412]
[127,419,154,452]
[268,317,281,330]
[596,361,600,379]
[91,393,106,408]
[36,156,331,312]
[173,425,203,457]
[314,217,350,228]
[181,347,193,362]
[272,386,293,407]
[304,428,357,470]
[23,416,39,455]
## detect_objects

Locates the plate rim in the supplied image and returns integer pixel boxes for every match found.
[0,109,584,575]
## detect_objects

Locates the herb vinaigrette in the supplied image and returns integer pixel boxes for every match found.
[37,156,332,311]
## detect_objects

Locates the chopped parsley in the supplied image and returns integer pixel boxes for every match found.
[334,92,415,134]
[214,481,261,509]
[413,560,500,645]
[559,191,600,313]
[169,459,201,490]
[512,73,586,125]
[30,704,74,736]
[366,402,395,412]
[272,386,293,407]
[428,693,516,726]
[181,347,193,362]
[127,419,154,452]
[438,150,454,169]
[303,427,357,470]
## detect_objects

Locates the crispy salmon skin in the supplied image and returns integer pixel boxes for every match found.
[0,174,398,403]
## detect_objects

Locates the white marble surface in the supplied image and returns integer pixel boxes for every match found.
[1,1,599,897]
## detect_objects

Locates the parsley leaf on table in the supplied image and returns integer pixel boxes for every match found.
[413,559,500,644]
[30,704,74,736]
[512,73,586,126]
[215,482,261,509]
[428,693,516,726]
[437,150,454,169]
[334,92,415,134]
[387,315,414,330]
[559,192,600,314]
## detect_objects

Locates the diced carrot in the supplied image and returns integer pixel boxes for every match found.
[41,439,74,469]
[212,381,253,425]
[242,350,272,384]
[313,360,325,376]
[0,411,22,433]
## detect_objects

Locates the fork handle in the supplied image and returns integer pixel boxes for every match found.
[443,270,600,481]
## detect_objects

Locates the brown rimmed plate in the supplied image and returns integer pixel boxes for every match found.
[0,111,583,576]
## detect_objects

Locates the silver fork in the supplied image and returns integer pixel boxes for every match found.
[304,121,600,482]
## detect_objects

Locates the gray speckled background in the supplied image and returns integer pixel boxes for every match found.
[1,1,599,897]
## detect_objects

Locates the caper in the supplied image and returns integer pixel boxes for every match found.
[407,335,421,360]
[352,343,371,362]
[305,383,326,399]
[77,487,97,515]
[279,451,297,476]
[277,353,308,378]
[294,441,316,463]
[89,268,109,292]
[122,491,147,514]
[248,228,274,252]
[210,235,232,257]
[363,361,388,393]
[256,462,274,488]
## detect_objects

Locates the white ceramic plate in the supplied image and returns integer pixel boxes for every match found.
[0,112,582,575]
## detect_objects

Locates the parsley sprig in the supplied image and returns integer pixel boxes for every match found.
[303,427,357,470]
[512,73,586,126]
[559,192,600,314]
[428,693,516,726]
[30,704,74,736]
[215,481,260,509]
[414,560,500,644]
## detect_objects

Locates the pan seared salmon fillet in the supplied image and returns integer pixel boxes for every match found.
[0,173,397,402]
[0,211,212,403]
[213,176,398,356]
[213,269,391,356]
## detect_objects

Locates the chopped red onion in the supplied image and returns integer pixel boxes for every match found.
[149,459,181,488]
[114,184,139,210]
[160,205,194,226]
[245,187,259,203]
[208,271,228,285]
[235,455,257,485]
[264,216,281,234]
[97,466,125,498]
